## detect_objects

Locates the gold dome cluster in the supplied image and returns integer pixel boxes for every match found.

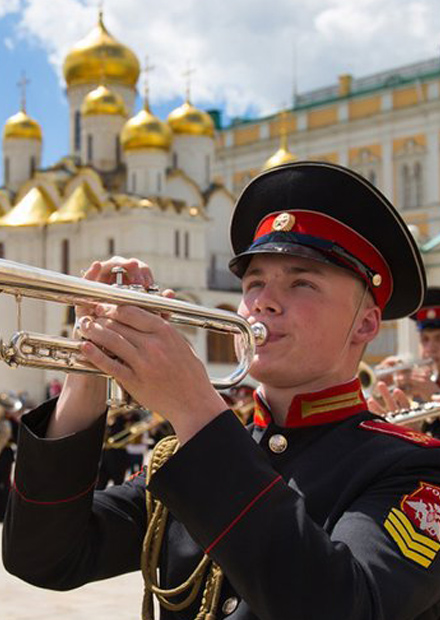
[168,101,214,138]
[63,12,140,88]
[81,84,127,117]
[121,104,172,151]
[3,110,42,142]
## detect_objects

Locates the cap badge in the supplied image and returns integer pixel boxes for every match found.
[427,309,437,319]
[372,273,382,287]
[272,212,296,232]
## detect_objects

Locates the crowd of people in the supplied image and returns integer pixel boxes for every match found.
[3,162,440,619]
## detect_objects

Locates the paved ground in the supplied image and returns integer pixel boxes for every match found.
[0,525,145,620]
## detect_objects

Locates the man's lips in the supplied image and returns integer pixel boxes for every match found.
[258,330,286,345]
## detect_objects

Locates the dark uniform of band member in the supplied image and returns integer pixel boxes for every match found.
[4,162,440,619]
[411,287,440,438]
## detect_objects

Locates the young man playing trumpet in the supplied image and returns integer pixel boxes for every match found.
[4,162,440,620]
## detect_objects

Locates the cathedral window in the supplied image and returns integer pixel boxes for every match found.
[30,156,36,176]
[205,154,211,185]
[108,238,115,256]
[207,304,237,363]
[61,239,70,275]
[4,158,9,185]
[74,111,81,151]
[132,172,136,193]
[157,173,162,192]
[0,243,5,259]
[174,230,180,257]
[172,152,178,169]
[116,136,121,165]
[184,231,190,258]
[87,134,93,163]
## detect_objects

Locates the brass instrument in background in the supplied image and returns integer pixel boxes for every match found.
[106,411,165,449]
[0,259,267,409]
[358,358,434,394]
[385,401,440,426]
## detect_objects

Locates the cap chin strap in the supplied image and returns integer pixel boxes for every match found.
[336,283,369,380]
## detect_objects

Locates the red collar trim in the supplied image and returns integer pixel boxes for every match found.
[253,378,367,429]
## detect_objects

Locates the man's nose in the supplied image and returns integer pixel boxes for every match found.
[252,287,283,315]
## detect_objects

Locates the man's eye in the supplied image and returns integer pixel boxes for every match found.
[245,280,263,291]
[292,280,315,289]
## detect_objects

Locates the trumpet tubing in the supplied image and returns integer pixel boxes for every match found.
[0,259,267,397]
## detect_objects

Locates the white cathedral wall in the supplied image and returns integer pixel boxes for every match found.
[166,175,202,208]
[125,149,168,195]
[172,135,214,191]
[0,228,47,402]
[81,115,126,171]
[3,138,41,192]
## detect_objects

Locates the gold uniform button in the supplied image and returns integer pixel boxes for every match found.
[222,597,239,615]
[272,212,296,232]
[268,434,288,453]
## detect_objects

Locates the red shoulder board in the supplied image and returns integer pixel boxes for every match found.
[360,420,440,447]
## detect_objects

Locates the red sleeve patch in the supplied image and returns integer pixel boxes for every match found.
[360,419,440,447]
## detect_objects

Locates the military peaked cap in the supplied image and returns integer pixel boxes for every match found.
[411,287,440,329]
[229,161,425,320]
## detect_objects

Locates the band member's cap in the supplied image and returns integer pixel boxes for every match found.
[229,161,425,320]
[411,287,440,329]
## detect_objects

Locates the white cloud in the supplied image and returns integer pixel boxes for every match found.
[7,0,440,119]
[0,0,21,19]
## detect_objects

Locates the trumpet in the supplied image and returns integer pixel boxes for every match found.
[0,258,267,408]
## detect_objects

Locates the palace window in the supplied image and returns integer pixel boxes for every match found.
[400,160,424,209]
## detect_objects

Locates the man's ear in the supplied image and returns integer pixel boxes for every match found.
[352,306,381,345]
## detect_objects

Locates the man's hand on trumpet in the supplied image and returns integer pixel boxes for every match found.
[48,257,156,439]
[50,256,227,445]
[77,301,227,445]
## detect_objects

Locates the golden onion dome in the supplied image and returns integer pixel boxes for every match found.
[0,187,55,227]
[49,183,100,224]
[81,84,127,117]
[167,101,214,138]
[3,110,42,142]
[121,103,172,151]
[262,133,297,171]
[63,12,140,88]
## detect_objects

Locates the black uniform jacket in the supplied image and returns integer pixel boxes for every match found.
[4,396,440,620]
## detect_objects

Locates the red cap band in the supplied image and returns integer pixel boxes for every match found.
[254,210,393,310]
[416,307,440,322]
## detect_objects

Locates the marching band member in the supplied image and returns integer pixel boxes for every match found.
[4,162,440,619]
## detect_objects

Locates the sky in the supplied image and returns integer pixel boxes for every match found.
[0,0,439,171]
